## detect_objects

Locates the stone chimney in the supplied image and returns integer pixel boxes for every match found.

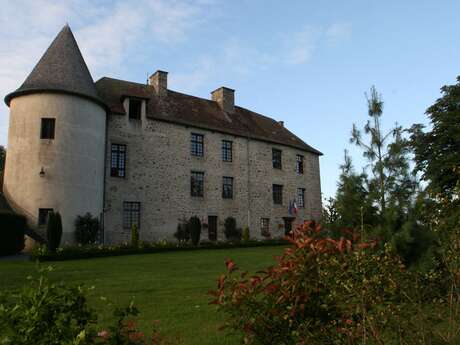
[211,87,235,113]
[149,70,168,97]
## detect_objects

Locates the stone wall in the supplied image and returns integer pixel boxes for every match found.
[103,100,321,243]
[4,93,106,243]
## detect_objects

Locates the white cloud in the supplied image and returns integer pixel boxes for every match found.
[326,22,352,45]
[0,0,214,145]
[284,26,319,65]
[0,0,353,146]
[170,37,277,94]
[170,22,353,94]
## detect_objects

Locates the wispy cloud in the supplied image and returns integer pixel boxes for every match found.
[170,37,277,94]
[0,0,214,145]
[283,26,319,65]
[170,22,353,94]
[325,22,352,45]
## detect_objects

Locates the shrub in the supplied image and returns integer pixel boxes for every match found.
[0,265,96,344]
[224,217,241,240]
[174,217,190,242]
[211,221,418,345]
[131,224,139,248]
[0,211,25,256]
[74,212,100,245]
[242,226,250,241]
[46,212,62,252]
[30,238,288,261]
[189,216,201,246]
[0,266,166,345]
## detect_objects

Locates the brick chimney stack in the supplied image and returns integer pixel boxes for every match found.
[149,70,168,97]
[211,87,235,113]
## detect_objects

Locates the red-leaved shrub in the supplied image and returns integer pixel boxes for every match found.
[211,221,414,345]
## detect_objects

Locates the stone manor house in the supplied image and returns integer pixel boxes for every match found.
[2,25,322,244]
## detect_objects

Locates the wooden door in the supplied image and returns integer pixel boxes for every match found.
[208,216,217,241]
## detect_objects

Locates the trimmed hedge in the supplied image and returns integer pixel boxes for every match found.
[0,211,26,256]
[74,212,100,245]
[30,239,288,262]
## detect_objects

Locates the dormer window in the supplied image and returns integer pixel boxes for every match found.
[128,99,142,120]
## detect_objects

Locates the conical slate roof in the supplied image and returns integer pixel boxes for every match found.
[5,25,105,108]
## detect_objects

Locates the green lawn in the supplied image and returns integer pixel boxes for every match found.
[0,246,285,344]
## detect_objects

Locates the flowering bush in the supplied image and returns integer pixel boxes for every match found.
[211,221,416,345]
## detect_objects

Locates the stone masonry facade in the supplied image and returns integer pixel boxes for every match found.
[3,25,322,244]
[103,98,322,243]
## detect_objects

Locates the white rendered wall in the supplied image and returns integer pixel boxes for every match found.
[4,93,106,244]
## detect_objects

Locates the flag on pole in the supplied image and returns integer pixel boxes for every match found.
[288,200,293,216]
[293,201,298,215]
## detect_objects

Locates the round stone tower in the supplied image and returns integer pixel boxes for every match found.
[3,25,107,243]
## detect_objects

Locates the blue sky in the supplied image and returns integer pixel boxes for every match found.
[1,0,459,200]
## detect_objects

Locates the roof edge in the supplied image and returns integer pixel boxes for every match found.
[4,87,109,112]
[147,115,323,155]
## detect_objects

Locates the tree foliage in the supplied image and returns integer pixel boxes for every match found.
[410,77,460,202]
[332,150,377,230]
[350,86,417,216]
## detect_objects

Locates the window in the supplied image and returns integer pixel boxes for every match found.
[222,140,233,162]
[260,218,270,237]
[297,188,305,208]
[128,99,142,120]
[111,144,126,178]
[40,118,55,139]
[273,184,283,204]
[38,208,53,227]
[272,148,282,169]
[296,155,304,174]
[222,176,233,199]
[191,171,204,197]
[123,201,140,229]
[191,133,204,157]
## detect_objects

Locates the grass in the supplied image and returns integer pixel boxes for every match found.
[0,245,285,344]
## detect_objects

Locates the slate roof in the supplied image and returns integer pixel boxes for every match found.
[4,25,105,108]
[95,77,322,155]
[4,24,321,155]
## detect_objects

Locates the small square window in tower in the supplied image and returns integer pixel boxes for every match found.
[128,99,142,120]
[40,118,55,139]
[38,208,53,227]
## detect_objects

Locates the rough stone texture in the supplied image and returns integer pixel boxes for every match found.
[103,98,322,243]
[211,87,235,113]
[3,93,106,243]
